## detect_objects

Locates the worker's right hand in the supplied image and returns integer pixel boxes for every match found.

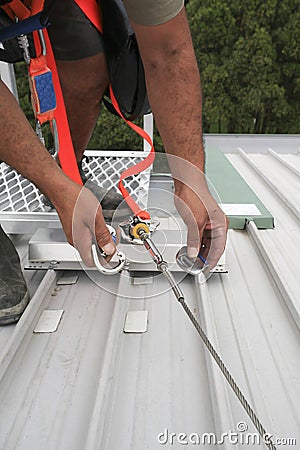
[174,182,228,271]
[51,182,116,267]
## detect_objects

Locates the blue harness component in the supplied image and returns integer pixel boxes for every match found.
[0,12,48,43]
[32,70,56,114]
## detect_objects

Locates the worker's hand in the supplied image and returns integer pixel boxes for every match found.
[174,183,228,271]
[51,182,116,267]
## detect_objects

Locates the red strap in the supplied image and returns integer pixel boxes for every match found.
[110,87,154,220]
[31,0,82,184]
[30,0,44,15]
[2,0,30,20]
[74,0,154,219]
[1,0,82,184]
[73,0,102,32]
[33,29,82,184]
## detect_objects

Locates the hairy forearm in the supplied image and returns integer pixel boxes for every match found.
[134,9,205,190]
[145,45,204,169]
[0,80,73,205]
[146,48,206,193]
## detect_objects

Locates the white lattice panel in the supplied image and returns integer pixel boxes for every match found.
[82,154,151,210]
[0,163,45,213]
[0,151,152,231]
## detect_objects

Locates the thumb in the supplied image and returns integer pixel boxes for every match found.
[186,218,202,259]
[72,187,116,266]
[187,223,201,259]
[94,207,116,257]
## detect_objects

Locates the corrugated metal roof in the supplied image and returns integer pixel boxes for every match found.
[0,136,299,450]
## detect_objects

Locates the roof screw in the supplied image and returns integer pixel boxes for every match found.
[48,260,59,270]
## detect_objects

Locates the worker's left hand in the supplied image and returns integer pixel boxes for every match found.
[52,182,116,267]
[174,184,228,271]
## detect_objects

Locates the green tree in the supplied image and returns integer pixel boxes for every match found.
[187,0,300,133]
[14,1,300,140]
[88,107,163,151]
[272,0,300,132]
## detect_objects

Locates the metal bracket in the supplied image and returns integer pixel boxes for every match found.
[27,228,227,274]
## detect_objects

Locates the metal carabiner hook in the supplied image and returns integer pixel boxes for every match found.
[91,225,126,275]
[176,246,209,275]
[91,245,126,275]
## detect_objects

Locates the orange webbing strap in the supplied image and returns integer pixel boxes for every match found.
[30,0,82,184]
[2,0,30,20]
[32,28,82,184]
[1,0,82,184]
[74,0,154,219]
[30,0,44,15]
[109,87,154,220]
[73,0,102,31]
[3,0,83,185]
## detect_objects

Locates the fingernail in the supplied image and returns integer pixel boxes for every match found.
[187,247,198,258]
[102,242,115,255]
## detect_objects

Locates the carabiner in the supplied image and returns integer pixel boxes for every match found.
[91,225,126,275]
[176,246,209,275]
[91,245,126,275]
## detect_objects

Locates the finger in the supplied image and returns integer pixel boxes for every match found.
[72,186,116,265]
[75,226,94,267]
[186,218,202,259]
[94,206,116,258]
[204,223,228,270]
[174,192,204,259]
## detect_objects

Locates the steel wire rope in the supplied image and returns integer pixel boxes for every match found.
[175,288,277,450]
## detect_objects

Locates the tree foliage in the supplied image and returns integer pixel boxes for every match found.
[14,0,300,150]
[187,0,300,133]
[88,108,163,151]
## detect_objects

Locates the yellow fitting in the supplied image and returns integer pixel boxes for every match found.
[131,222,150,239]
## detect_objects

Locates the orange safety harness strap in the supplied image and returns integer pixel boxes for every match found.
[74,0,154,220]
[1,0,82,185]
[3,0,154,215]
[32,26,82,184]
[109,87,154,220]
[2,0,30,20]
[31,0,82,184]
[73,0,102,31]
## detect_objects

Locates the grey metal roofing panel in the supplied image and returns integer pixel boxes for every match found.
[227,151,300,328]
[0,136,300,450]
[1,258,299,449]
[0,272,216,450]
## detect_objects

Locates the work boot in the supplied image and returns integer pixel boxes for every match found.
[43,158,132,222]
[0,226,30,325]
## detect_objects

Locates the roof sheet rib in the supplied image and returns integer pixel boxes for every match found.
[0,136,299,450]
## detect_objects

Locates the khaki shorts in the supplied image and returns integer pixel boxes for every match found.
[123,0,184,26]
[46,0,184,60]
